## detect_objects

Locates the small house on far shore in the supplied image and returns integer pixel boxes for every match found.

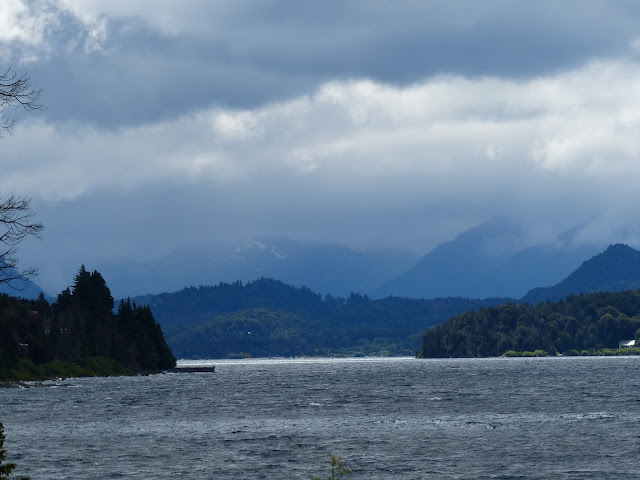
[618,339,636,349]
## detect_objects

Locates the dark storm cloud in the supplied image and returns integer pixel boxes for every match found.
[7,1,640,294]
[10,0,640,128]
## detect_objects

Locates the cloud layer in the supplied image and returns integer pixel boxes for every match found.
[3,1,640,293]
[6,61,640,207]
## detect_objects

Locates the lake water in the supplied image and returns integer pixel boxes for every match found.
[1,356,639,479]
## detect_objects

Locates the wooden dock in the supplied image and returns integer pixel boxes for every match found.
[170,365,216,373]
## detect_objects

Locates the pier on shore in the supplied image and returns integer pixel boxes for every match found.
[170,365,216,373]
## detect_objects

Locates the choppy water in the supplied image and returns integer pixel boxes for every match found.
[1,356,639,479]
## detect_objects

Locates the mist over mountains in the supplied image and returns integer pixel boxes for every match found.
[376,217,602,299]
[130,241,640,359]
[14,216,640,360]
[18,216,635,302]
[95,238,418,300]
[74,217,615,300]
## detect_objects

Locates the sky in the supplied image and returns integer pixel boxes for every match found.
[4,0,640,294]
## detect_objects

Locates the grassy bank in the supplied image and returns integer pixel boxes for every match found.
[503,347,640,357]
[0,356,133,382]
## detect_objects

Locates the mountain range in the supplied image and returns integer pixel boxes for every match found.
[0,280,46,300]
[93,216,608,300]
[131,278,510,358]
[521,243,640,303]
[0,261,51,301]
[376,217,602,299]
[13,216,636,303]
[132,242,640,358]
[96,238,419,299]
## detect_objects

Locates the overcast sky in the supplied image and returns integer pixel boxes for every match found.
[4,0,640,294]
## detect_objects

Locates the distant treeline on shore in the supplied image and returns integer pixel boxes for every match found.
[418,290,640,358]
[133,278,510,358]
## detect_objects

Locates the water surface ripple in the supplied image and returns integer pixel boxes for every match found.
[1,356,639,479]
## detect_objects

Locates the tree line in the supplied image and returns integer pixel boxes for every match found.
[418,290,640,357]
[135,277,509,358]
[0,265,175,380]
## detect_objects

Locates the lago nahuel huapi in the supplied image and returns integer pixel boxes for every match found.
[2,356,638,479]
[7,14,640,480]
[2,252,640,479]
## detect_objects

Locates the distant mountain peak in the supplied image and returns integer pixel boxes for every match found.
[442,216,526,258]
[229,239,288,263]
[577,243,640,269]
[522,243,640,303]
[603,243,636,254]
[377,216,599,300]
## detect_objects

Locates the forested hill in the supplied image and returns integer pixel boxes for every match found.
[418,289,640,358]
[133,278,510,358]
[133,279,326,328]
[0,266,175,380]
[522,244,640,304]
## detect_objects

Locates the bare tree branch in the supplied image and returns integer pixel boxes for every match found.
[0,65,44,137]
[0,65,45,290]
[0,194,44,289]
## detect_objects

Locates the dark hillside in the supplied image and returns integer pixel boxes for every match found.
[522,244,640,303]
[419,289,640,358]
[377,217,597,299]
[133,278,324,328]
[133,278,510,358]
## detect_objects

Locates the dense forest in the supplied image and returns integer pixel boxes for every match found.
[418,289,640,357]
[0,266,175,380]
[135,278,509,358]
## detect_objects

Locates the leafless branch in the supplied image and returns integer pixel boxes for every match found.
[0,194,44,289]
[0,65,45,290]
[0,65,44,137]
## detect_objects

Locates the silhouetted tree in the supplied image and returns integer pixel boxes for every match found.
[48,266,175,372]
[0,65,44,289]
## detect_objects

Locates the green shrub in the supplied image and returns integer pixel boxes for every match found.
[85,356,131,376]
[4,357,131,381]
[302,454,352,480]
